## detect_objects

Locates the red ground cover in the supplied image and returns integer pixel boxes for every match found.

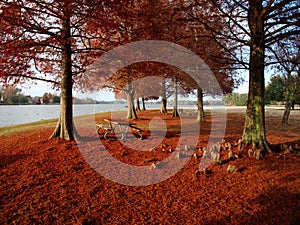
[0,109,299,224]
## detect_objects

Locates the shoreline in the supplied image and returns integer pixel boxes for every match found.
[1,105,298,129]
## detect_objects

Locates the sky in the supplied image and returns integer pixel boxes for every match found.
[19,81,116,101]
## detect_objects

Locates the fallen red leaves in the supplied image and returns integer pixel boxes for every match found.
[1,109,299,224]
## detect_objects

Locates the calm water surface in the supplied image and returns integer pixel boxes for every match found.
[0,103,232,127]
[0,104,128,127]
[0,103,167,127]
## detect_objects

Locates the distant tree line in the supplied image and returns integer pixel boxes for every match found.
[223,74,300,108]
[223,93,248,106]
[265,75,300,108]
[0,85,60,104]
[0,85,96,105]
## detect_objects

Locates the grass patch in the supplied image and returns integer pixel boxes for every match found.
[0,111,116,137]
[0,111,121,137]
[0,119,58,136]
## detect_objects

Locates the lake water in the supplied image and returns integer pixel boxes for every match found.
[0,104,247,127]
[0,103,169,127]
[0,104,123,127]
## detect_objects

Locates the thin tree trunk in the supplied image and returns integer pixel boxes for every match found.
[291,100,295,110]
[172,77,179,117]
[51,8,74,141]
[141,97,146,110]
[282,99,292,125]
[161,98,167,113]
[282,82,297,124]
[135,97,141,111]
[196,86,205,122]
[242,0,269,151]
[160,79,167,113]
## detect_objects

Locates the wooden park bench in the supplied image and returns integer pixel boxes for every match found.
[96,119,143,140]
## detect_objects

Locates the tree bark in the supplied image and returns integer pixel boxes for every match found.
[282,81,297,124]
[51,7,75,141]
[196,86,205,122]
[126,82,138,119]
[172,76,179,117]
[282,99,292,125]
[141,97,146,110]
[291,100,295,110]
[135,97,141,111]
[242,0,269,151]
[161,98,167,113]
[160,79,167,113]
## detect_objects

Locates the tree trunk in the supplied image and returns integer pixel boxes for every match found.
[126,83,138,119]
[172,77,179,117]
[135,97,141,111]
[160,79,167,113]
[196,86,205,122]
[161,98,167,113]
[141,97,146,110]
[282,99,292,125]
[291,100,295,110]
[51,8,74,141]
[242,0,269,151]
[282,81,297,124]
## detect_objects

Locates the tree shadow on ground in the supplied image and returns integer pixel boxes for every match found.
[0,154,32,168]
[203,186,299,225]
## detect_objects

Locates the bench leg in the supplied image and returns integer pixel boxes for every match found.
[97,127,104,135]
[137,132,143,140]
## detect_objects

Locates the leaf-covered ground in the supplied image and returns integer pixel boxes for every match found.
[1,108,299,224]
